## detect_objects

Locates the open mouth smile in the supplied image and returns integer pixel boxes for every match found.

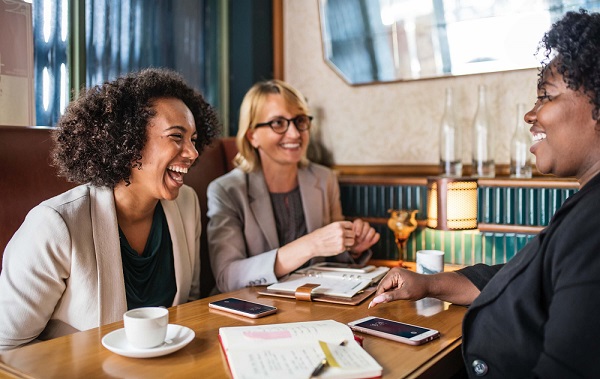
[167,165,189,184]
[532,132,546,142]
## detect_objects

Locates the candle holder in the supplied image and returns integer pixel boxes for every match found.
[387,209,418,266]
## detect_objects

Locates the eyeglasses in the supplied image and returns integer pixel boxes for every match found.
[254,115,313,134]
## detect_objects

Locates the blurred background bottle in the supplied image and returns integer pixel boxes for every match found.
[439,87,462,177]
[510,103,533,178]
[471,84,495,177]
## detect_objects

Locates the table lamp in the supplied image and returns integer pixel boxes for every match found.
[426,177,478,230]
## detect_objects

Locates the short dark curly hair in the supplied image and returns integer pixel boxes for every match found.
[52,68,221,187]
[538,9,600,120]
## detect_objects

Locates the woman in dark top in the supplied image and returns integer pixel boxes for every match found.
[370,10,600,378]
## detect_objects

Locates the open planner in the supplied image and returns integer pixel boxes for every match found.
[258,265,389,305]
[219,320,383,379]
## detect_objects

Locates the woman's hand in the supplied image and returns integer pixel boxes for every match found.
[274,220,380,277]
[368,268,430,308]
[275,221,359,277]
[348,218,380,259]
[369,268,480,308]
[303,221,357,257]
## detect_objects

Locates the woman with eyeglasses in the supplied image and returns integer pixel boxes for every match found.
[207,80,380,293]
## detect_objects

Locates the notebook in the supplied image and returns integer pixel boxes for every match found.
[219,320,383,379]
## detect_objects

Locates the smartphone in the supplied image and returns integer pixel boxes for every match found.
[347,316,440,345]
[208,298,277,318]
[311,262,376,273]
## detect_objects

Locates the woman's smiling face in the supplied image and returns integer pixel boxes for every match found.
[246,93,310,171]
[526,65,600,183]
[129,97,199,201]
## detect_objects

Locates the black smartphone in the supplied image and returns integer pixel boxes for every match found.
[208,298,277,318]
[348,316,440,345]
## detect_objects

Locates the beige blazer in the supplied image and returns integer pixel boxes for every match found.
[207,163,369,293]
[0,184,200,350]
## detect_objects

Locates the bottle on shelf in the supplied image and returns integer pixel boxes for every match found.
[510,103,533,178]
[439,87,462,177]
[471,84,495,178]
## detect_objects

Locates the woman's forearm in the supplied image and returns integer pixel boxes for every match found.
[428,272,480,305]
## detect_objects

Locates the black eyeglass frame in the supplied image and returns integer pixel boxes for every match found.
[254,115,313,134]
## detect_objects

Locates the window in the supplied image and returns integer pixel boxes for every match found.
[32,0,68,126]
[32,0,220,126]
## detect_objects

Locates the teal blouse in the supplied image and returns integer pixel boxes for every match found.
[119,202,176,310]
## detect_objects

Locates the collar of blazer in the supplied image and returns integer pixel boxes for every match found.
[89,185,128,324]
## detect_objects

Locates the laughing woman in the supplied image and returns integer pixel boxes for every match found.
[0,68,219,350]
[370,10,600,378]
[207,80,380,293]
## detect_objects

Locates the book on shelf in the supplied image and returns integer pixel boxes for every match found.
[219,319,383,379]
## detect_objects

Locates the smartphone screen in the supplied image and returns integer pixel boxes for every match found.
[348,317,440,345]
[354,317,430,338]
[209,298,277,318]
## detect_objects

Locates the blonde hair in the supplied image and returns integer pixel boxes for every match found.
[234,79,311,172]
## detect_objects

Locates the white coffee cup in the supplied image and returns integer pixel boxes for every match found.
[416,250,445,275]
[123,307,169,349]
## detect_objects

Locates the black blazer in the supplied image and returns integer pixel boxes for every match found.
[458,173,600,378]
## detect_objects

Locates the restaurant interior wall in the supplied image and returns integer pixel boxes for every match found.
[283,0,539,167]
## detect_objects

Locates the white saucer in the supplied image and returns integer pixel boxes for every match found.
[102,324,195,358]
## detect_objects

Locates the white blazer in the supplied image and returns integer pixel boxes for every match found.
[0,184,201,350]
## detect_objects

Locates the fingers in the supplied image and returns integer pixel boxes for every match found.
[368,293,390,309]
[308,221,355,256]
[340,222,355,250]
[352,218,369,238]
[310,221,379,257]
[362,227,380,245]
[369,268,407,308]
[349,219,380,253]
[369,281,405,308]
[374,268,401,295]
[369,268,431,308]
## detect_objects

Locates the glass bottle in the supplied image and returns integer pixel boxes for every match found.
[471,85,495,177]
[439,88,462,177]
[510,103,533,178]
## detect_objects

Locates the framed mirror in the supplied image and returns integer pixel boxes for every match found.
[319,0,600,85]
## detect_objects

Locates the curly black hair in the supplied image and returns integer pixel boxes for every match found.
[538,9,600,120]
[52,68,221,187]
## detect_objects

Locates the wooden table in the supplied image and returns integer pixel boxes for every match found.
[0,288,466,378]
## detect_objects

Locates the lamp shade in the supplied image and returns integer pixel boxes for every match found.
[427,177,478,230]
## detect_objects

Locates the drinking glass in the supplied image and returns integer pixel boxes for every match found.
[387,209,418,266]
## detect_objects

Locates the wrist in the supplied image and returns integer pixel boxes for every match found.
[288,235,317,261]
[425,273,444,298]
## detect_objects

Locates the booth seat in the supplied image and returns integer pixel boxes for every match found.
[0,126,237,298]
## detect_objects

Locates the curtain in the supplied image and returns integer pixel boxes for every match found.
[85,0,219,107]
[32,0,219,126]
